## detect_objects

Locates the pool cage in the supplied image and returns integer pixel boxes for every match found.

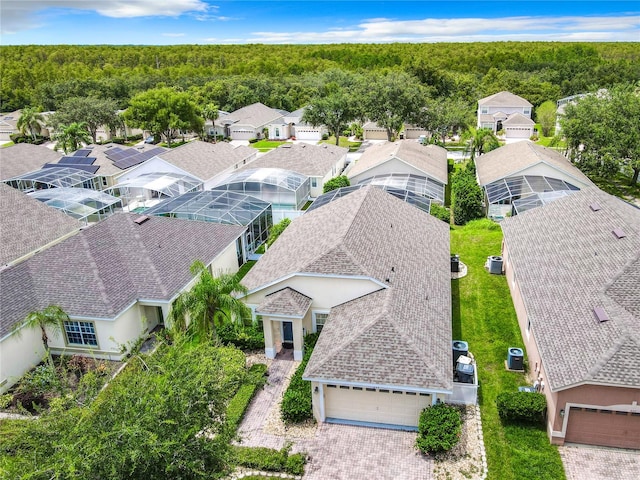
[144,190,273,254]
[28,187,121,224]
[4,167,101,192]
[357,173,445,204]
[212,168,310,211]
[106,172,202,211]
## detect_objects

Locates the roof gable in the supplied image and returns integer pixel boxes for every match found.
[221,103,287,128]
[238,143,347,177]
[478,91,533,107]
[0,143,63,181]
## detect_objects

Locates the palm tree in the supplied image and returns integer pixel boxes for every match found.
[201,103,219,142]
[463,127,500,160]
[12,305,69,366]
[53,122,91,154]
[169,260,250,341]
[16,106,45,141]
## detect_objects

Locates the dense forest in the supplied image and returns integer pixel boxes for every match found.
[1,42,638,112]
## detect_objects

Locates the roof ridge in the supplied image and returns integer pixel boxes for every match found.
[77,232,116,316]
[586,333,637,381]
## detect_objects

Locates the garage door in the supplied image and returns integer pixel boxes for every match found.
[324,385,432,427]
[294,129,321,141]
[364,130,387,140]
[505,127,532,138]
[230,129,256,140]
[565,407,640,449]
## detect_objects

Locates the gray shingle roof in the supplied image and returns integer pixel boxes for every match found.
[501,189,640,390]
[0,184,81,266]
[157,140,256,181]
[243,186,452,390]
[256,288,312,317]
[0,213,244,338]
[0,143,62,180]
[238,143,347,177]
[347,141,448,184]
[478,91,533,107]
[475,141,594,187]
[219,103,287,128]
[503,112,535,126]
[81,143,168,178]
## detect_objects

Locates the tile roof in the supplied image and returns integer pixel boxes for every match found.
[256,287,312,317]
[475,141,594,187]
[0,213,244,338]
[238,143,347,177]
[0,143,62,180]
[503,112,535,126]
[157,140,256,181]
[243,186,452,390]
[347,141,448,184]
[219,103,287,128]
[501,189,640,390]
[478,91,533,107]
[0,183,81,266]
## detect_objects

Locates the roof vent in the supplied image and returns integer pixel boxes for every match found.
[589,203,601,212]
[593,306,609,323]
[612,228,626,239]
[133,215,150,225]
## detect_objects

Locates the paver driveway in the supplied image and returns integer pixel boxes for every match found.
[560,444,640,480]
[237,357,433,479]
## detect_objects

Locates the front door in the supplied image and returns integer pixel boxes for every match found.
[282,322,293,349]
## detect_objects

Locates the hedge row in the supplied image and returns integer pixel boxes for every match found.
[280,333,319,423]
[232,445,305,476]
[225,363,267,432]
[496,391,547,424]
[218,322,265,351]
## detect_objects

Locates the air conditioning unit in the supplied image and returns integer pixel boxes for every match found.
[451,254,460,273]
[507,347,524,370]
[452,340,469,367]
[456,363,474,384]
[487,255,503,275]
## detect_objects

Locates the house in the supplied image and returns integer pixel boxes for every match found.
[119,140,258,190]
[0,111,20,142]
[362,122,428,141]
[0,143,63,181]
[477,91,535,141]
[241,186,455,428]
[0,183,82,267]
[500,188,640,449]
[278,107,328,141]
[236,143,348,198]
[218,103,287,141]
[475,141,594,218]
[0,212,245,394]
[347,140,448,204]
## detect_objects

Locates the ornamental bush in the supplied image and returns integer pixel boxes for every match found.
[451,166,484,225]
[496,391,547,424]
[217,322,265,351]
[280,333,318,423]
[415,403,462,454]
[322,175,350,193]
[429,203,451,224]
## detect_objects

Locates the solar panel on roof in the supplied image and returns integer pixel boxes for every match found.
[59,156,97,165]
[113,147,164,170]
[106,148,136,161]
[42,163,100,174]
[73,149,92,157]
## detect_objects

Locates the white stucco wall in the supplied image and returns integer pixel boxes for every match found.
[349,158,427,185]
[0,329,44,394]
[509,163,592,189]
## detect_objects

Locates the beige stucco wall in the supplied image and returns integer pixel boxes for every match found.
[0,329,44,394]
[211,240,242,275]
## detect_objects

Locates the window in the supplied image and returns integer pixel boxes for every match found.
[311,178,318,188]
[523,108,531,115]
[313,312,328,333]
[64,320,98,346]
[481,107,488,114]
[101,176,108,187]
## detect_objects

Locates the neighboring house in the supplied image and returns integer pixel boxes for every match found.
[119,140,258,190]
[475,141,594,218]
[218,103,288,140]
[501,188,640,449]
[402,124,428,140]
[0,111,19,141]
[0,183,82,267]
[95,109,145,143]
[0,143,62,181]
[277,107,328,141]
[362,123,428,141]
[477,91,535,140]
[347,140,448,204]
[241,186,457,429]
[0,212,245,394]
[236,143,348,198]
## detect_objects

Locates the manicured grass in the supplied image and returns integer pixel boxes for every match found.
[251,140,287,151]
[236,260,256,281]
[451,219,566,480]
[1,141,15,148]
[319,136,362,152]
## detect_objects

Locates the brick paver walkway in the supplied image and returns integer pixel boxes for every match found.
[560,444,640,480]
[236,355,433,479]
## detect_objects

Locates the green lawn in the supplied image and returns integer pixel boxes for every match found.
[251,140,287,152]
[236,260,257,281]
[319,136,362,152]
[451,219,566,480]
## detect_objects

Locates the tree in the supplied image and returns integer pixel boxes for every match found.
[360,72,428,141]
[201,102,220,142]
[322,175,350,193]
[561,85,640,184]
[169,260,250,340]
[16,106,45,141]
[414,97,473,145]
[53,122,91,154]
[49,97,119,143]
[12,305,69,366]
[123,87,204,147]
[535,100,557,137]
[463,127,500,160]
[451,164,484,225]
[303,90,356,146]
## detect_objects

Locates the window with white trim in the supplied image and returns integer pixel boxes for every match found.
[313,312,329,333]
[311,178,318,188]
[64,320,98,346]
[481,107,488,114]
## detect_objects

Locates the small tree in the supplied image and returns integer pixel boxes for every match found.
[53,122,91,153]
[464,127,500,160]
[415,403,462,454]
[201,102,220,142]
[451,165,484,225]
[322,175,350,193]
[535,100,557,137]
[17,106,45,141]
[12,305,69,367]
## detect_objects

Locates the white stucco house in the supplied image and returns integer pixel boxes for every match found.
[0,211,245,394]
[478,91,535,141]
[240,186,458,428]
[218,103,288,141]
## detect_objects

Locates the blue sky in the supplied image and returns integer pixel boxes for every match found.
[2,1,639,44]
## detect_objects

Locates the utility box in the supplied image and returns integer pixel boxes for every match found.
[451,254,460,273]
[456,363,475,384]
[487,255,504,274]
[508,347,524,370]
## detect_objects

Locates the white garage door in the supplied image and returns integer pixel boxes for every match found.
[565,407,640,449]
[294,128,321,141]
[324,385,432,427]
[505,127,532,138]
[231,129,256,140]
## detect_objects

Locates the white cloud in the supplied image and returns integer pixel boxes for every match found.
[1,0,209,34]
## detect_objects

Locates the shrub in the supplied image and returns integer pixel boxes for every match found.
[415,403,462,454]
[322,175,350,193]
[266,217,291,248]
[248,138,258,143]
[233,444,304,474]
[217,322,265,351]
[281,333,317,423]
[321,133,329,140]
[285,453,306,475]
[496,391,547,424]
[429,203,451,224]
[225,364,267,431]
[451,166,484,225]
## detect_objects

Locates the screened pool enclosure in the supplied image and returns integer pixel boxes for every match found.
[4,167,101,192]
[357,173,445,203]
[28,188,121,224]
[106,172,202,210]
